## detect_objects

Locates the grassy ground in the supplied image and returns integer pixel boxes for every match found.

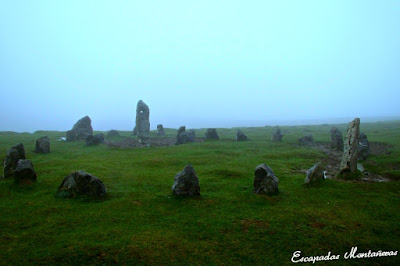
[0,121,399,265]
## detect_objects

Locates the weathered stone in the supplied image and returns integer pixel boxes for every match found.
[299,135,315,146]
[177,126,186,135]
[14,159,37,184]
[35,136,50,153]
[253,163,279,195]
[339,118,360,174]
[271,128,283,142]
[188,130,196,142]
[205,128,219,140]
[135,100,150,143]
[132,126,137,136]
[3,143,25,178]
[57,171,106,198]
[172,164,200,196]
[85,133,104,146]
[176,126,195,145]
[236,130,248,141]
[304,162,324,185]
[330,127,343,151]
[66,116,93,141]
[107,130,120,137]
[358,132,369,161]
[157,124,165,136]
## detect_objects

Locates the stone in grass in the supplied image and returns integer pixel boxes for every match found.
[157,124,166,136]
[330,127,343,151]
[271,128,283,142]
[57,171,107,198]
[14,159,37,184]
[3,143,26,178]
[85,133,105,146]
[107,130,120,137]
[35,136,50,153]
[172,164,200,196]
[236,130,248,141]
[339,118,360,175]
[253,163,279,195]
[358,132,369,161]
[304,162,325,185]
[205,128,219,140]
[299,135,315,146]
[176,126,195,145]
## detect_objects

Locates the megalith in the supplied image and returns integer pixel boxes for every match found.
[172,164,200,196]
[304,162,324,185]
[236,130,248,141]
[135,100,150,143]
[66,116,93,141]
[339,118,360,174]
[35,136,50,153]
[57,171,107,198]
[14,159,37,184]
[157,124,166,136]
[205,128,219,140]
[253,163,279,195]
[3,143,25,178]
[271,128,283,142]
[330,127,343,151]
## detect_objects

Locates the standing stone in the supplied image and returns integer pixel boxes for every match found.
[66,116,93,141]
[253,164,279,195]
[205,128,219,140]
[3,143,25,178]
[85,133,104,146]
[330,127,344,151]
[339,118,360,174]
[14,159,37,184]
[35,136,50,153]
[299,135,315,146]
[271,128,283,142]
[176,126,194,145]
[135,100,150,143]
[172,164,200,196]
[107,130,120,137]
[236,130,248,141]
[57,171,107,198]
[304,162,324,185]
[358,133,369,161]
[157,124,166,136]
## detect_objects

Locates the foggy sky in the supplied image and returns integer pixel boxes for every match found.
[1,1,399,132]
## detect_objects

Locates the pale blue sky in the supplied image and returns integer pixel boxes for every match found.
[0,0,399,132]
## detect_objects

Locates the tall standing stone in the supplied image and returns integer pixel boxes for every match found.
[35,136,50,153]
[358,132,369,161]
[135,100,150,143]
[66,116,93,141]
[271,128,283,142]
[253,163,279,195]
[330,127,343,151]
[3,143,25,178]
[157,124,165,136]
[339,118,360,174]
[172,164,200,196]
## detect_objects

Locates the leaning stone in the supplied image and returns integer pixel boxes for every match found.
[57,171,106,198]
[14,159,37,184]
[205,128,219,140]
[157,124,166,136]
[172,164,200,196]
[135,100,150,143]
[35,136,50,153]
[330,127,343,151]
[271,128,283,142]
[66,116,93,141]
[236,130,248,141]
[304,162,324,185]
[299,135,315,146]
[339,118,360,174]
[107,130,120,137]
[253,164,279,195]
[358,133,369,161]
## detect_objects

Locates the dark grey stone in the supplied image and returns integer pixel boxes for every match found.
[205,128,219,140]
[188,130,196,142]
[85,133,105,146]
[236,130,248,141]
[3,143,25,178]
[172,164,200,196]
[299,135,315,146]
[330,127,343,151]
[107,130,120,137]
[35,136,50,153]
[304,162,324,185]
[14,159,37,184]
[339,118,360,174]
[57,171,106,198]
[176,126,195,145]
[358,132,369,161]
[271,128,283,142]
[157,124,165,136]
[253,163,279,195]
[66,116,93,141]
[135,100,150,143]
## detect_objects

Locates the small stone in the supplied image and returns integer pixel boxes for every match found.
[304,162,324,185]
[253,163,279,195]
[35,136,50,153]
[107,130,120,137]
[57,171,106,198]
[236,130,248,141]
[85,134,105,146]
[172,164,200,196]
[299,135,314,146]
[14,159,37,184]
[271,128,283,142]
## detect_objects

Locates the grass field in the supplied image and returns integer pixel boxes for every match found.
[1,121,399,265]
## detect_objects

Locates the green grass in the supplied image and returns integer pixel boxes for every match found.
[1,122,400,265]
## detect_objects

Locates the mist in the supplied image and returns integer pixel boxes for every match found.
[1,1,399,132]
